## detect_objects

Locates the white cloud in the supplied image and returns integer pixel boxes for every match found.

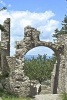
[0,0,12,8]
[8,4,11,7]
[0,0,6,6]
[0,10,59,56]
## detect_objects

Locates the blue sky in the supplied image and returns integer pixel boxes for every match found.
[1,0,66,20]
[0,0,66,56]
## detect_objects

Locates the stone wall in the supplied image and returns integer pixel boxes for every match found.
[5,56,30,97]
[0,18,67,97]
[15,26,64,95]
[1,18,10,75]
[51,61,57,93]
[64,35,67,93]
[56,35,66,93]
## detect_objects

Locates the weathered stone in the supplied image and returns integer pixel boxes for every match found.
[1,18,10,75]
[0,18,67,97]
[34,94,62,100]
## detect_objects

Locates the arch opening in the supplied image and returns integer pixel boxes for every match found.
[24,46,59,94]
[25,46,54,59]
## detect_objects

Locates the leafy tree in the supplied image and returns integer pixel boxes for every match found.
[24,54,56,83]
[53,15,67,38]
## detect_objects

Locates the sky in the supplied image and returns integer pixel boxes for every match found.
[0,0,66,56]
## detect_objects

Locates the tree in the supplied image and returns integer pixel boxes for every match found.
[53,15,67,38]
[0,7,7,11]
[24,54,56,83]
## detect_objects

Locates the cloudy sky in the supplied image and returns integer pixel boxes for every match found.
[0,0,66,56]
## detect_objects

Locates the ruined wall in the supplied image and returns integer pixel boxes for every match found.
[5,56,30,97]
[56,34,66,93]
[0,18,67,97]
[15,26,63,58]
[1,18,10,75]
[51,34,67,94]
[15,26,64,95]
[63,34,67,93]
[51,61,57,93]
[15,26,40,59]
[64,35,67,93]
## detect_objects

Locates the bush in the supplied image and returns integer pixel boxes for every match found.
[61,93,67,100]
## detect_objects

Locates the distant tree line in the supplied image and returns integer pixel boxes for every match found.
[24,54,56,83]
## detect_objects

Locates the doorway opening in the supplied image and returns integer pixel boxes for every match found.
[24,46,58,95]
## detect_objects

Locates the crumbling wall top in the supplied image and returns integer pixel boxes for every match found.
[24,26,40,37]
[4,18,10,24]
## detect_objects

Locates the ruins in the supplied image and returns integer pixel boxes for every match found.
[0,18,67,97]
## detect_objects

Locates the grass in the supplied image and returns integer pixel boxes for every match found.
[61,93,67,100]
[2,97,31,100]
[0,90,32,100]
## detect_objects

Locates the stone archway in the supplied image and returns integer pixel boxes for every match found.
[1,19,65,97]
[24,46,58,94]
[24,46,60,94]
[25,46,54,58]
[15,26,64,94]
[15,26,64,57]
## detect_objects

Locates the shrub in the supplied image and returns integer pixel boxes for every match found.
[61,93,67,100]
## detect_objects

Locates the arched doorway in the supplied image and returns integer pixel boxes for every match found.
[15,26,63,95]
[24,46,59,94]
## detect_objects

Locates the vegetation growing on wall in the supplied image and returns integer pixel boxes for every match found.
[53,15,67,38]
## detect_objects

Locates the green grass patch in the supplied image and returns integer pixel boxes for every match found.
[2,97,31,100]
[61,93,67,100]
[0,90,31,100]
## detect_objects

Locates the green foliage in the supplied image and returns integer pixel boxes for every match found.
[53,15,67,38]
[24,54,56,83]
[0,90,31,100]
[61,93,67,100]
[2,96,31,100]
